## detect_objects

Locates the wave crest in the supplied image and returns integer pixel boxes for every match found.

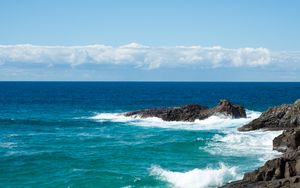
[149,163,239,188]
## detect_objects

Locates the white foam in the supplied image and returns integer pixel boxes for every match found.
[205,129,282,162]
[150,163,240,188]
[90,110,260,131]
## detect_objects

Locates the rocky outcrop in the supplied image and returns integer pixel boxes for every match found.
[223,99,300,188]
[238,99,300,131]
[124,99,246,121]
[273,129,300,153]
[223,148,300,188]
[222,129,300,187]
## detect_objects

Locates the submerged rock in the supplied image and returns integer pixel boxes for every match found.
[124,99,246,121]
[238,99,300,131]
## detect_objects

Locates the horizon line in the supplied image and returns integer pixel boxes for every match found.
[1,81,300,83]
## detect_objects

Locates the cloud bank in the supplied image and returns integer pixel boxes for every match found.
[0,43,273,69]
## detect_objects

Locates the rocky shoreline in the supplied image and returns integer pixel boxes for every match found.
[126,99,300,187]
[223,99,300,188]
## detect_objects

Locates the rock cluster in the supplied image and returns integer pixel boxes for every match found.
[125,99,246,121]
[223,99,300,188]
[223,129,300,188]
[223,147,300,188]
[238,99,300,131]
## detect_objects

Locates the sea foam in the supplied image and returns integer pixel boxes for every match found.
[90,110,260,131]
[205,130,282,161]
[150,163,239,188]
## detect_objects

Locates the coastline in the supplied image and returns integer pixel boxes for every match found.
[122,98,300,187]
[222,99,300,187]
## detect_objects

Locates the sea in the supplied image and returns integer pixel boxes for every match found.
[1,82,300,188]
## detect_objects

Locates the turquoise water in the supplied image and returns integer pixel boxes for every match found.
[1,82,300,188]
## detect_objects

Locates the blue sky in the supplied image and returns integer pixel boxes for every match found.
[0,0,300,81]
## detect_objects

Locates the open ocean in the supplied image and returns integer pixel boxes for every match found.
[1,82,300,188]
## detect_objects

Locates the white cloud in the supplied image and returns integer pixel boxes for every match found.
[0,43,273,69]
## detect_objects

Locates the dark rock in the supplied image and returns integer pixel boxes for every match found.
[222,176,300,188]
[222,100,300,188]
[223,124,300,187]
[238,99,300,131]
[222,149,300,188]
[273,128,300,152]
[124,99,246,121]
[213,99,246,119]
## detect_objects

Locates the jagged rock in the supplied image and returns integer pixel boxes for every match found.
[222,176,300,188]
[222,149,300,188]
[213,99,246,119]
[124,99,246,121]
[273,129,300,152]
[238,99,300,131]
[222,100,300,188]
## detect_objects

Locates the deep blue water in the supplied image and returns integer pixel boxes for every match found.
[1,82,300,188]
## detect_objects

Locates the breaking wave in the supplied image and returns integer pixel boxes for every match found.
[149,163,239,188]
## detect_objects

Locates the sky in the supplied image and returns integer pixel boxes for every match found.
[0,0,300,81]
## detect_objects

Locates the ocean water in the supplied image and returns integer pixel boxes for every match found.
[1,82,300,188]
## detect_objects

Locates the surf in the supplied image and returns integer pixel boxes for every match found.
[150,163,239,188]
[90,110,261,131]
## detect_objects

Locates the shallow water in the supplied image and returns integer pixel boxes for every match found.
[1,82,300,188]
